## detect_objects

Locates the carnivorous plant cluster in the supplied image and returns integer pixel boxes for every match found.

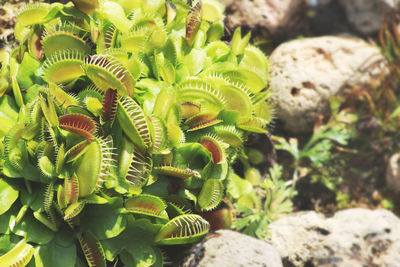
[0,0,271,265]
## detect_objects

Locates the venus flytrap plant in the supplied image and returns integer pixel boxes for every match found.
[0,240,34,267]
[0,0,272,265]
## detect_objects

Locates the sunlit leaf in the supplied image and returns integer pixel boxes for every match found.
[0,179,19,215]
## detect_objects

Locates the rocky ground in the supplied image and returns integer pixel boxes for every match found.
[0,1,26,48]
[181,209,400,266]
[2,0,400,266]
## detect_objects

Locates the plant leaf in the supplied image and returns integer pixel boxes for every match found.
[0,240,34,267]
[82,197,127,240]
[198,179,223,211]
[34,239,76,267]
[12,213,55,245]
[0,179,19,215]
[154,214,209,245]
[79,232,106,267]
[226,172,253,199]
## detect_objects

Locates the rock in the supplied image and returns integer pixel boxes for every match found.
[267,208,400,266]
[219,0,307,41]
[0,0,36,48]
[386,153,400,193]
[339,0,400,35]
[309,0,352,36]
[0,2,18,47]
[181,230,283,267]
[269,36,387,134]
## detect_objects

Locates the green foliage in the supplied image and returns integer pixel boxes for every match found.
[0,179,19,215]
[0,0,271,266]
[232,164,294,239]
[0,240,34,267]
[380,18,400,82]
[274,98,356,192]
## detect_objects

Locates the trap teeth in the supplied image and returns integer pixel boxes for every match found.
[101,89,118,123]
[199,135,227,164]
[59,113,96,141]
[185,2,202,46]
[186,112,221,131]
[82,55,135,97]
[42,50,85,84]
[154,165,200,179]
[17,3,51,26]
[41,22,91,57]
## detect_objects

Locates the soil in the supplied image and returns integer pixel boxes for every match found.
[272,115,400,218]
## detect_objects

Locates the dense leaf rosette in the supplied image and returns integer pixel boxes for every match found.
[0,0,271,266]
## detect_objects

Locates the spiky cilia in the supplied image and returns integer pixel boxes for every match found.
[59,113,96,141]
[101,88,118,122]
[0,240,34,267]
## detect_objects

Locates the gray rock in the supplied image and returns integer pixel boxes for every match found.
[181,230,283,267]
[0,0,38,48]
[339,0,400,35]
[219,0,307,40]
[386,153,400,193]
[267,208,400,266]
[0,2,18,47]
[269,36,388,134]
[309,0,352,36]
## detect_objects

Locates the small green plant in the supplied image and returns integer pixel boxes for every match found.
[0,0,271,266]
[380,16,400,85]
[274,98,356,195]
[232,164,294,239]
[325,15,400,213]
